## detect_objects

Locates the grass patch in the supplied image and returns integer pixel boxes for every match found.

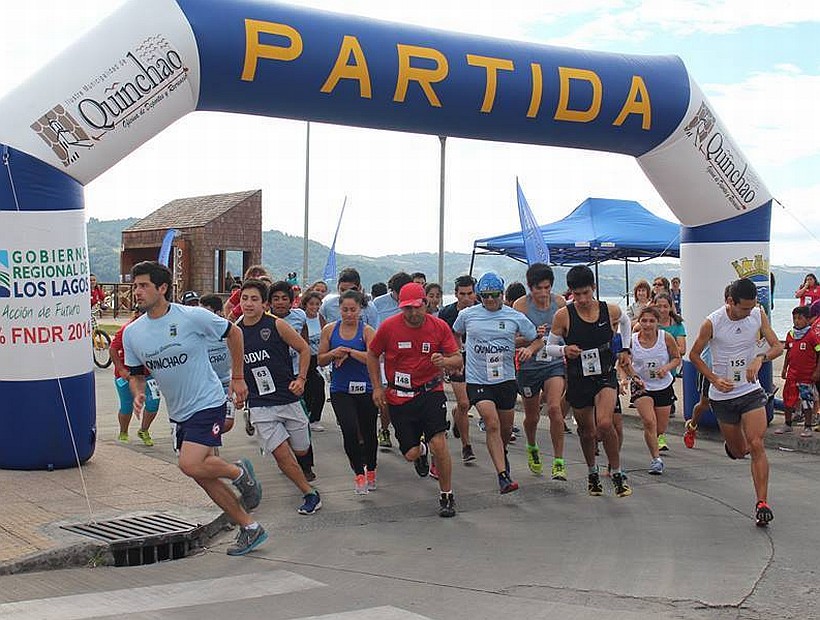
[97,323,122,336]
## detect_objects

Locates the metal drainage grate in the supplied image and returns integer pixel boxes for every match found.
[61,513,204,567]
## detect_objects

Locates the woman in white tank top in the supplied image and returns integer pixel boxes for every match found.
[621,306,681,475]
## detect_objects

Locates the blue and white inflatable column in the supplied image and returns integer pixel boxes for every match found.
[0,146,95,469]
[679,205,774,426]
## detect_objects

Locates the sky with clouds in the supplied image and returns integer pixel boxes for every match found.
[0,1,818,271]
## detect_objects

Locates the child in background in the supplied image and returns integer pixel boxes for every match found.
[777,306,820,437]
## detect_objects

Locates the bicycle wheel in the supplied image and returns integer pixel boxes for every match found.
[92,329,112,369]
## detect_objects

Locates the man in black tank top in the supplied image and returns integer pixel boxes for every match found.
[549,266,633,498]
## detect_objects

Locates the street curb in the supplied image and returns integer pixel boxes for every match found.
[0,511,231,576]
[443,388,820,455]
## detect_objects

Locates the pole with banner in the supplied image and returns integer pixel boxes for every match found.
[516,177,550,266]
[322,196,347,283]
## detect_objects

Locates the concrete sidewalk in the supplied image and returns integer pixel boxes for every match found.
[1,366,818,575]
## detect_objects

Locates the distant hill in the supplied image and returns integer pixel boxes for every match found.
[87,218,818,298]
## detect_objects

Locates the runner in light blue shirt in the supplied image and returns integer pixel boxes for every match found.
[319,267,380,328]
[123,261,266,557]
[452,272,542,495]
[124,303,229,423]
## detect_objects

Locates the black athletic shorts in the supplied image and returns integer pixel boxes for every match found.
[389,391,448,455]
[710,388,767,425]
[566,369,618,410]
[466,380,518,410]
[630,382,675,408]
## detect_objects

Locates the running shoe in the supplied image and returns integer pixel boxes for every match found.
[366,469,377,491]
[137,429,154,447]
[498,472,519,494]
[302,467,317,482]
[773,424,793,435]
[527,445,543,475]
[414,444,430,477]
[478,418,486,432]
[309,422,325,432]
[429,456,440,480]
[587,471,603,496]
[117,431,128,443]
[755,500,773,527]
[551,458,567,481]
[509,431,517,443]
[298,490,322,515]
[243,406,255,436]
[438,493,456,518]
[226,524,268,556]
[800,427,813,438]
[512,425,521,433]
[378,428,393,449]
[563,422,573,435]
[724,441,748,460]
[612,472,632,497]
[657,433,669,452]
[683,420,697,449]
[462,444,476,463]
[354,474,368,495]
[232,458,262,511]
[648,457,665,475]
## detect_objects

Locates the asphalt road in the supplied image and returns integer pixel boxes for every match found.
[1,390,818,619]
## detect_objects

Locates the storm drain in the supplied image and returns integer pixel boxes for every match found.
[61,513,205,567]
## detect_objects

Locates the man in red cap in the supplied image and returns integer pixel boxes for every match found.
[367,282,464,517]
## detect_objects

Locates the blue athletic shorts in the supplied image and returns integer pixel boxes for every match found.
[115,377,160,415]
[173,403,227,451]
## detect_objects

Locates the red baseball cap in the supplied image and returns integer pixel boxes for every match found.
[398,282,426,308]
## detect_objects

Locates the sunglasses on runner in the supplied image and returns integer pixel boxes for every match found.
[479,292,502,299]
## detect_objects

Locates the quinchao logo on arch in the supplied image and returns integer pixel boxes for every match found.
[30,35,189,168]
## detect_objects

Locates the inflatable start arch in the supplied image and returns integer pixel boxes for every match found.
[0,0,772,469]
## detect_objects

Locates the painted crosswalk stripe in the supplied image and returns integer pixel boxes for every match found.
[0,571,324,620]
[296,607,433,620]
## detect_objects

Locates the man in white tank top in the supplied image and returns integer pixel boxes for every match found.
[689,278,782,527]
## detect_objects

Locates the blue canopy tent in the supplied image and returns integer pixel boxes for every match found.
[471,197,681,301]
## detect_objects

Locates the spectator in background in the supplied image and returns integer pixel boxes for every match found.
[300,290,327,433]
[90,274,107,310]
[224,265,270,319]
[627,279,651,325]
[504,281,526,306]
[795,273,820,307]
[180,290,200,307]
[372,272,413,324]
[291,284,302,309]
[371,282,387,298]
[306,280,329,299]
[652,276,670,300]
[777,305,820,437]
[425,282,443,317]
[199,293,235,435]
[320,268,379,328]
[670,277,682,316]
[411,272,427,285]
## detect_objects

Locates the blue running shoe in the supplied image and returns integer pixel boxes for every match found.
[298,490,322,515]
[226,524,268,556]
[233,458,262,511]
